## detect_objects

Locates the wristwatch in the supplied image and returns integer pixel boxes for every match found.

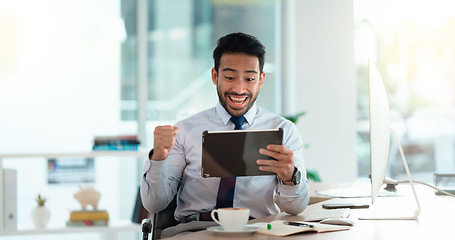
[282,166,301,186]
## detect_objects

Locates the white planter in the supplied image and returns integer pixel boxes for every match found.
[31,206,51,228]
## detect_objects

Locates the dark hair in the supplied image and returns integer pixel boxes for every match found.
[213,32,266,73]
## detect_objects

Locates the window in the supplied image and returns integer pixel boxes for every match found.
[355,0,455,182]
[120,0,282,124]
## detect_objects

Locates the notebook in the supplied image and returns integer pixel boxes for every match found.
[255,220,350,236]
[201,128,283,178]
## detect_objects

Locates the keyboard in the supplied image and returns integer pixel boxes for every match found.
[303,208,351,221]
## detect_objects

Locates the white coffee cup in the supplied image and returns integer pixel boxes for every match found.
[210,207,250,231]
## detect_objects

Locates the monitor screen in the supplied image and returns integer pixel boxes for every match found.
[368,59,391,204]
[364,59,421,220]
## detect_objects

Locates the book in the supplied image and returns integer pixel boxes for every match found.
[69,210,109,221]
[255,220,350,236]
[93,139,140,146]
[92,144,138,151]
[93,135,140,145]
[93,135,138,141]
[66,220,109,227]
[92,135,140,151]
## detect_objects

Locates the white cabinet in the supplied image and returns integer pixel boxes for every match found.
[0,151,147,239]
[0,220,140,239]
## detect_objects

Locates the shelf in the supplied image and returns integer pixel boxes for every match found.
[0,150,149,235]
[0,150,148,159]
[0,220,141,236]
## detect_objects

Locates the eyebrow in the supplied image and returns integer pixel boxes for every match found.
[222,68,258,74]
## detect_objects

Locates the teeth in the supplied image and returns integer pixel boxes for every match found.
[230,96,247,102]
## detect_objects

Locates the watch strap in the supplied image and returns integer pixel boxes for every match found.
[282,166,298,186]
[148,149,154,160]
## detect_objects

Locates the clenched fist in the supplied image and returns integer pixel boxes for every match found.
[151,125,179,161]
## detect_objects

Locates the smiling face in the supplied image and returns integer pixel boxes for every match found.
[212,53,265,117]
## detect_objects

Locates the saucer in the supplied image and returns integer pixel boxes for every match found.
[207,225,259,236]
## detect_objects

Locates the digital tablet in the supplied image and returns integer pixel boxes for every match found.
[201,128,283,178]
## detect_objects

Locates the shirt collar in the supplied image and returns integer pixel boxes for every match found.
[216,102,257,127]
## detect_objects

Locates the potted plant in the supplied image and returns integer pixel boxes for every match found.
[31,194,51,228]
[283,112,321,182]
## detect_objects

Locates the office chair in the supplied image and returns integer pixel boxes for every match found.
[141,219,152,240]
[151,196,179,240]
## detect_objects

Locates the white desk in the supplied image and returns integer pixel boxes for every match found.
[164,183,455,240]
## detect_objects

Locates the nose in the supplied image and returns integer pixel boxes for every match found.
[231,79,247,94]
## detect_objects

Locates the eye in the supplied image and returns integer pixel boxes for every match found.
[246,77,255,82]
[225,76,234,80]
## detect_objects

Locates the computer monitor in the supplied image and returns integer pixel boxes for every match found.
[360,59,421,220]
[368,59,391,204]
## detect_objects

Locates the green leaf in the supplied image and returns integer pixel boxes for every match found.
[306,169,321,182]
[283,112,306,124]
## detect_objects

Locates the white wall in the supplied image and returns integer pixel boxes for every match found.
[0,0,124,153]
[0,0,138,229]
[290,0,357,182]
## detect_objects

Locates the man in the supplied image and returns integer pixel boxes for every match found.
[141,32,310,236]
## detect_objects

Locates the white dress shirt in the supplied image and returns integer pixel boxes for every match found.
[141,103,310,221]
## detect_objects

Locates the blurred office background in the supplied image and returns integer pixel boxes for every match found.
[1,0,455,239]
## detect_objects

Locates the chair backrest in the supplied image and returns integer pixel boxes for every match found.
[152,196,179,240]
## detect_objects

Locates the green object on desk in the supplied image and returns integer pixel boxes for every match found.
[267,223,272,230]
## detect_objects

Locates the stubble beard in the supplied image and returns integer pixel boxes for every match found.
[217,86,259,117]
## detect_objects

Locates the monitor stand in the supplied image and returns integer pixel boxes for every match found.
[359,128,421,220]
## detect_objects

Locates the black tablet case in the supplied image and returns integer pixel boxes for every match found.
[201,128,283,178]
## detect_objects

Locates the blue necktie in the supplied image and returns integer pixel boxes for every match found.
[230,116,246,130]
[215,116,246,208]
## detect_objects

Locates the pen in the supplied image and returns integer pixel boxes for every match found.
[283,221,314,228]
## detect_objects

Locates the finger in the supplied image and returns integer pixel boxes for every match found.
[258,165,288,180]
[259,149,279,161]
[154,135,174,146]
[155,126,179,139]
[258,165,275,173]
[266,144,292,154]
[256,159,279,167]
[155,125,176,134]
[259,148,292,163]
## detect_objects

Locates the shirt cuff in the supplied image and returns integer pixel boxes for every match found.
[143,149,167,175]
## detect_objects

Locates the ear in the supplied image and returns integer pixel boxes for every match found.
[258,71,265,88]
[211,67,218,85]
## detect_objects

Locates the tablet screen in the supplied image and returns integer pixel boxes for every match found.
[201,128,283,178]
